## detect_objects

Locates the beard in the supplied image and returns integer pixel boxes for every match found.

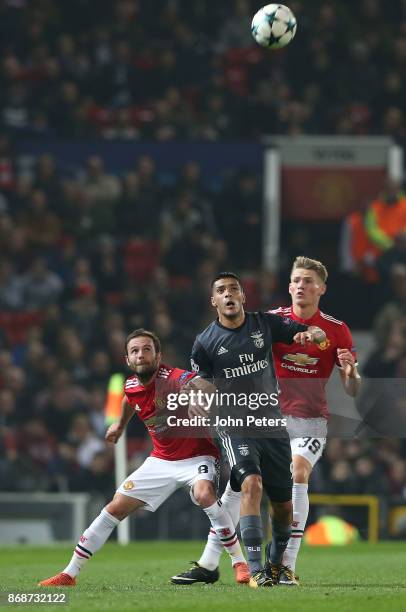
[134,361,158,383]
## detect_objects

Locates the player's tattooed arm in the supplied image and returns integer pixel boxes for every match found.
[105,397,134,443]
[293,326,326,346]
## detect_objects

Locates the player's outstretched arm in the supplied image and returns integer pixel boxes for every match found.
[337,348,361,397]
[105,397,134,443]
[293,326,326,346]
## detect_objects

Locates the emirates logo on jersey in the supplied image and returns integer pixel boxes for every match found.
[283,353,319,366]
[317,338,331,351]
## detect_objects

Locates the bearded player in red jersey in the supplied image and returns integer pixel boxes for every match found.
[178,256,360,586]
[39,329,249,587]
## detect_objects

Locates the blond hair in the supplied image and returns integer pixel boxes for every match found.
[291,256,328,283]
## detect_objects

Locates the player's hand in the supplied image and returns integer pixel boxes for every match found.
[188,404,210,418]
[105,422,124,444]
[337,348,356,377]
[188,393,211,418]
[293,327,326,346]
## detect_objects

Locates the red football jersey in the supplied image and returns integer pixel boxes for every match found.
[124,363,219,461]
[270,306,357,419]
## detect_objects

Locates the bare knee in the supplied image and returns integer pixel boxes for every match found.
[105,501,127,521]
[105,493,145,520]
[241,474,263,503]
[293,466,310,483]
[193,480,216,508]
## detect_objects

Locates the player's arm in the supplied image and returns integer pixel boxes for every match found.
[265,312,326,346]
[182,375,217,418]
[294,325,327,346]
[105,396,134,444]
[338,348,361,397]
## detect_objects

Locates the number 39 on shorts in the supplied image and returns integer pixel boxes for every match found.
[297,437,322,455]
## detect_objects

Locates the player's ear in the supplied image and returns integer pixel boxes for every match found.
[125,355,130,367]
[319,283,326,296]
[211,295,217,308]
[241,290,246,305]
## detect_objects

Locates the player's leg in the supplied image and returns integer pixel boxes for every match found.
[193,478,246,567]
[38,493,145,586]
[171,456,249,585]
[39,457,176,586]
[223,437,270,585]
[265,493,295,585]
[282,434,326,579]
[257,436,295,585]
[198,482,241,571]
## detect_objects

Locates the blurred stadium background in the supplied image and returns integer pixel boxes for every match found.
[1,0,406,548]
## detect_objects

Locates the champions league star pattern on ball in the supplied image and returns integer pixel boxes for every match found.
[251,4,297,49]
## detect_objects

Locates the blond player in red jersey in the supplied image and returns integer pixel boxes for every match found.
[270,256,360,583]
[38,328,249,587]
[178,256,360,586]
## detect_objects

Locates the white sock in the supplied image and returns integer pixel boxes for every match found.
[202,499,245,569]
[63,508,120,577]
[282,483,309,572]
[199,484,242,570]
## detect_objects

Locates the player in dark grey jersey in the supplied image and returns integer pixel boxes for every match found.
[171,272,326,588]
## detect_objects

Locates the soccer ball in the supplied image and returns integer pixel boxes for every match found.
[251,4,297,49]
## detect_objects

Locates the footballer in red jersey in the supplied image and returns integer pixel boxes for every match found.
[38,329,249,588]
[270,305,357,420]
[185,258,361,587]
[270,257,360,581]
[124,363,218,461]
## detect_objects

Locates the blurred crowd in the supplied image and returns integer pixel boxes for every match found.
[0,138,267,497]
[0,0,406,142]
[0,141,405,520]
[1,0,406,535]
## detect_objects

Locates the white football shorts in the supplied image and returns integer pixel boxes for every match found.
[286,416,327,469]
[117,455,219,512]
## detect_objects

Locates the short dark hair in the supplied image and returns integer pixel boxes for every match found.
[211,272,242,289]
[125,328,161,355]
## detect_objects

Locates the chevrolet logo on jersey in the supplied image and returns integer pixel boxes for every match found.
[283,353,319,366]
[144,414,167,428]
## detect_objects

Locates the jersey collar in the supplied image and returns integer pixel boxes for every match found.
[215,314,247,332]
[290,306,320,325]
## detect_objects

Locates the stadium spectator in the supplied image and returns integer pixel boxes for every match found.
[365,179,406,255]
[20,257,63,309]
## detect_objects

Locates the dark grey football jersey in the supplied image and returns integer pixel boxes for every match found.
[191,311,307,418]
